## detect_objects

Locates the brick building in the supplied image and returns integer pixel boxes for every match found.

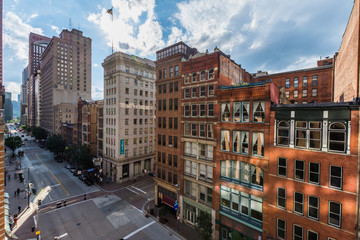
[154,42,197,209]
[253,59,333,104]
[180,48,251,235]
[267,102,359,240]
[214,81,279,240]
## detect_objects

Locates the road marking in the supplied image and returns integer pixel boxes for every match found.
[126,187,141,196]
[35,154,70,197]
[48,194,53,201]
[123,221,155,239]
[131,186,146,194]
[56,233,68,239]
[50,184,60,188]
[33,215,37,226]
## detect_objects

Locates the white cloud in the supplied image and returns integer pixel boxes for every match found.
[5,81,21,101]
[93,63,99,67]
[51,25,60,34]
[269,56,320,73]
[27,13,39,22]
[87,0,165,57]
[3,11,44,61]
[92,86,103,100]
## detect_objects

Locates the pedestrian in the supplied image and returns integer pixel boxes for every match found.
[18,205,21,213]
[13,216,18,228]
[8,175,10,181]
[14,191,16,197]
[16,188,20,196]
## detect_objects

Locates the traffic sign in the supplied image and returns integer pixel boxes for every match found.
[120,139,125,155]
[174,200,178,211]
[36,230,40,235]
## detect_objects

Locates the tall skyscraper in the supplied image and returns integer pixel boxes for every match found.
[20,67,28,124]
[4,92,12,123]
[102,51,156,182]
[40,28,91,133]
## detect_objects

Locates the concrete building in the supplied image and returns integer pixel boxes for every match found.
[215,81,279,240]
[97,99,104,157]
[29,33,50,77]
[4,92,12,123]
[40,28,91,133]
[180,48,251,237]
[102,51,156,182]
[154,42,197,211]
[253,58,333,104]
[28,70,41,126]
[78,98,98,155]
[20,66,28,124]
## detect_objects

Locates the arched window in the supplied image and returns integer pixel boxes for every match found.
[277,121,290,146]
[208,68,214,79]
[192,72,197,82]
[200,70,206,81]
[329,122,346,152]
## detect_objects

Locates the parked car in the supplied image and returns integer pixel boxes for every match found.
[69,168,77,174]
[78,174,87,181]
[73,170,81,176]
[85,179,94,186]
[65,164,72,169]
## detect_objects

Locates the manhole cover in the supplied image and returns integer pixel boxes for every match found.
[76,223,81,226]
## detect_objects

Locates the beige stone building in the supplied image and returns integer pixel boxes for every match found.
[97,99,104,157]
[40,28,91,133]
[102,52,156,182]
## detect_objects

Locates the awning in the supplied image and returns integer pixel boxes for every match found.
[4,192,9,198]
[15,170,23,174]
[162,195,175,208]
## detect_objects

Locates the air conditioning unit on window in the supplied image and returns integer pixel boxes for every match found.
[168,144,172,148]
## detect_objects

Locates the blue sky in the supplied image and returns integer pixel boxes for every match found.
[3,0,354,101]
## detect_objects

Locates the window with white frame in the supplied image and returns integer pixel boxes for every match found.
[312,88,317,97]
[184,74,190,84]
[294,192,304,215]
[309,162,320,184]
[199,164,213,181]
[295,121,321,149]
[294,77,299,88]
[277,188,286,209]
[295,160,305,181]
[277,219,286,240]
[312,75,318,86]
[293,225,303,240]
[185,88,190,98]
[329,165,342,189]
[208,68,214,79]
[208,103,214,116]
[207,124,214,138]
[191,105,197,116]
[200,70,206,81]
[252,132,264,156]
[303,77,308,87]
[185,160,197,176]
[303,89,308,97]
[221,103,230,121]
[199,124,206,138]
[199,104,206,116]
[192,87,197,98]
[285,78,290,88]
[208,85,214,96]
[328,122,346,152]
[277,121,290,146]
[184,123,191,136]
[294,90,298,98]
[308,196,319,220]
[233,131,249,154]
[285,91,290,98]
[221,130,230,151]
[184,105,190,116]
[253,101,265,122]
[200,86,206,97]
[278,157,287,177]
[307,230,318,240]
[191,124,197,136]
[192,72,197,82]
[328,201,341,227]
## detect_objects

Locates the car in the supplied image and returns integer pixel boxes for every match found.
[24,138,28,141]
[73,170,81,176]
[65,164,72,169]
[21,135,24,137]
[85,179,94,186]
[69,168,76,173]
[78,174,87,181]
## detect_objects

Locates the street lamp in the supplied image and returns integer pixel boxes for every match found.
[175,183,179,233]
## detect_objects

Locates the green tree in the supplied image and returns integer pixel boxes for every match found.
[31,126,48,140]
[65,144,80,167]
[47,134,65,156]
[78,145,93,169]
[5,136,22,157]
[195,211,213,240]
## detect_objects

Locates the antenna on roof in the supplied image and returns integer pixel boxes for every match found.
[69,18,72,30]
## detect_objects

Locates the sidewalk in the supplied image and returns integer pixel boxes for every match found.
[96,174,154,192]
[4,147,29,230]
[143,199,203,240]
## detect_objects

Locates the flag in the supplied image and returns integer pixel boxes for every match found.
[107,7,113,15]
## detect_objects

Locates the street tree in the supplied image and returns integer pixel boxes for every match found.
[65,144,79,166]
[78,145,93,169]
[195,210,213,240]
[5,136,22,157]
[47,134,65,156]
[31,126,48,140]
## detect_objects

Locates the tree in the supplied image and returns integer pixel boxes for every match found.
[31,126,48,140]
[78,145,93,169]
[47,134,65,156]
[5,136,22,157]
[195,211,213,240]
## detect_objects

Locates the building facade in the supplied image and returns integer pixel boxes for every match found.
[102,51,156,182]
[20,66,28,124]
[4,92,12,123]
[97,99,104,158]
[40,28,91,133]
[215,82,279,240]
[267,102,359,240]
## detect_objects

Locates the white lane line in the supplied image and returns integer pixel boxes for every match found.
[50,184,60,188]
[126,187,141,196]
[131,186,146,194]
[41,181,44,185]
[123,221,155,240]
[56,233,68,239]
[48,194,53,201]
[33,215,37,226]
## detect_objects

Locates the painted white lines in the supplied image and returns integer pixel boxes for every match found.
[126,187,141,196]
[50,184,60,188]
[122,221,155,239]
[131,186,146,194]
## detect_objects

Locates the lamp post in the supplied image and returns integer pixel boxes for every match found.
[175,183,179,233]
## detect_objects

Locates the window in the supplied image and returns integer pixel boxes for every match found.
[312,88,317,97]
[200,70,206,81]
[294,192,304,215]
[233,131,249,154]
[208,104,214,116]
[294,90,298,98]
[163,99,166,111]
[199,124,206,138]
[174,98,178,110]
[174,136,178,148]
[169,99,173,111]
[277,188,286,209]
[312,75,318,86]
[329,201,341,227]
[191,105,197,117]
[162,117,166,128]
[192,72,197,82]
[285,78,290,88]
[233,102,241,122]
[174,118,178,129]
[285,91,290,98]
[175,65,179,76]
[293,225,303,240]
[162,84,166,93]
[192,87,197,98]
[184,74,190,84]
[252,132,264,156]
[221,130,230,151]
[307,230,318,240]
[278,157,287,177]
[308,196,319,220]
[277,121,290,145]
[295,121,321,149]
[309,162,320,184]
[169,83,173,92]
[169,117,173,129]
[328,122,346,152]
[277,219,286,240]
[303,77,308,87]
[163,69,167,79]
[170,67,173,77]
[302,89,308,97]
[295,160,305,181]
[221,103,230,121]
[174,82,178,91]
[329,166,342,189]
[200,86,206,97]
[294,77,299,88]
[253,101,265,122]
[184,123,190,136]
[208,68,214,79]
[184,105,190,116]
[199,104,206,116]
[208,85,214,96]
[184,88,190,98]
[191,124,197,136]
[207,124,214,138]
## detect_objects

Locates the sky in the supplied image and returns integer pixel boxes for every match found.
[3,0,354,101]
